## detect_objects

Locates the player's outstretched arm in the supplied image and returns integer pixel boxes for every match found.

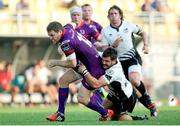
[48,59,77,68]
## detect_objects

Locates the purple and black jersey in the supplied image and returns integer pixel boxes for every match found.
[59,24,104,85]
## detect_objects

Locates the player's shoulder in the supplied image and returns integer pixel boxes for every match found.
[61,39,71,45]
[91,20,101,26]
[111,60,123,72]
[122,21,136,28]
[123,21,133,25]
[106,62,120,75]
[66,22,76,29]
[102,25,111,32]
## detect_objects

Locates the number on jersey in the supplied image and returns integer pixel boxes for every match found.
[77,32,92,47]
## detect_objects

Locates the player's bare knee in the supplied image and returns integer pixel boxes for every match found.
[129,73,141,87]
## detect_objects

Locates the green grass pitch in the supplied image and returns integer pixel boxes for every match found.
[0,104,180,125]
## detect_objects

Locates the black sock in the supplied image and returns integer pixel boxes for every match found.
[136,81,148,96]
[137,81,153,105]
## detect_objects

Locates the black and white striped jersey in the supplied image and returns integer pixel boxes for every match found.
[101,21,143,61]
[102,60,133,98]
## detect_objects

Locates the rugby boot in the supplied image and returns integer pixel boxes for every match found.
[46,112,65,122]
[99,109,114,121]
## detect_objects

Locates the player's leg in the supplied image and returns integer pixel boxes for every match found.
[109,89,148,121]
[47,68,81,121]
[77,85,112,121]
[116,113,148,121]
[128,65,158,116]
[103,97,114,109]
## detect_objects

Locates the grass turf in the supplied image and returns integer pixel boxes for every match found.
[0,104,180,125]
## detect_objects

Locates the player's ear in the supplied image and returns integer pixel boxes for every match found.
[59,30,62,34]
[58,30,63,37]
[112,59,116,64]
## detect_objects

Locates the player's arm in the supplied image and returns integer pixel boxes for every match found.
[138,31,149,54]
[48,52,77,68]
[111,36,123,48]
[94,42,109,51]
[57,46,66,60]
[134,24,149,54]
[77,63,108,88]
[95,29,110,51]
[84,73,107,89]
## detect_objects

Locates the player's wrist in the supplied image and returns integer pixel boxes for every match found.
[82,69,89,76]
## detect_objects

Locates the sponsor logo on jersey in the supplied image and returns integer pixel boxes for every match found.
[61,42,70,52]
[80,29,85,34]
[123,28,128,33]
[107,69,114,75]
[89,25,98,32]
[108,34,112,37]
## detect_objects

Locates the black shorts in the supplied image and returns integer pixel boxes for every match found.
[120,53,142,80]
[107,89,137,115]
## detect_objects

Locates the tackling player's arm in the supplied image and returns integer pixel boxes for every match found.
[78,63,108,88]
[84,73,107,89]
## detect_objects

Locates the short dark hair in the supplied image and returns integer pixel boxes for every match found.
[102,47,117,60]
[81,3,91,8]
[47,21,63,32]
[108,5,124,20]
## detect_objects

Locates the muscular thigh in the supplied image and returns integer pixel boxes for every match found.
[58,68,81,87]
[77,85,92,105]
[120,57,141,80]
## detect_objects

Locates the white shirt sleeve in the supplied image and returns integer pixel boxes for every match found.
[100,28,109,46]
[131,23,143,34]
[66,52,76,60]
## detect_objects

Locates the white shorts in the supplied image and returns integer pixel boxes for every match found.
[128,64,142,75]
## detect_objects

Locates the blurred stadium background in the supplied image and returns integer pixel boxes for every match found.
[0,0,180,106]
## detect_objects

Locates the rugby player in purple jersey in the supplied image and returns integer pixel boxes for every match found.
[82,3,102,32]
[70,6,101,44]
[69,5,107,107]
[46,21,113,122]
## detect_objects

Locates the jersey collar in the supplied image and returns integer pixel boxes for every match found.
[75,21,85,29]
[110,21,123,32]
